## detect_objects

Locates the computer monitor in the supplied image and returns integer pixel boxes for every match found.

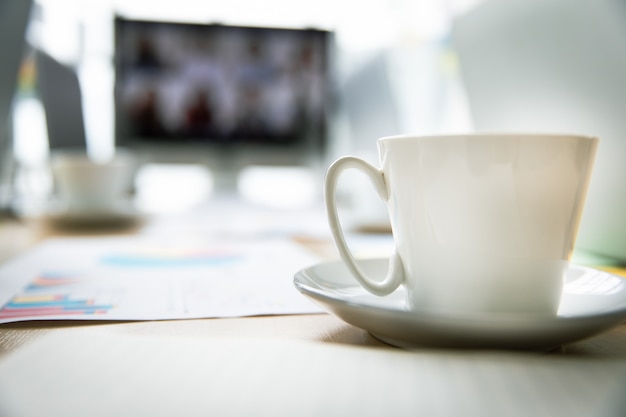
[452,0,626,264]
[114,17,334,178]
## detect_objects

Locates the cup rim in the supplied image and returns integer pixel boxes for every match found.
[378,132,599,143]
[50,149,136,168]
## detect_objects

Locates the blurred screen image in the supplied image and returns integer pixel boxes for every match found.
[114,17,332,150]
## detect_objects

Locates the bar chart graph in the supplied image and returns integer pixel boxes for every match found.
[0,273,115,320]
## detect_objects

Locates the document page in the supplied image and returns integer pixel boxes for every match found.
[0,236,322,323]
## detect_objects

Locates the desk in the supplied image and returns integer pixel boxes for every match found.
[1,211,626,416]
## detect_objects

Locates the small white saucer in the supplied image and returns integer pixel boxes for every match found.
[46,200,142,228]
[294,258,626,350]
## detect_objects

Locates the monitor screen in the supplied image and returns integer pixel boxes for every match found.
[114,17,333,165]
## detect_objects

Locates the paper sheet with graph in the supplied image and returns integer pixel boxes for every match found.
[0,236,322,323]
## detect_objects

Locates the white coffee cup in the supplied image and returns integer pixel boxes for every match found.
[325,133,598,316]
[51,151,136,213]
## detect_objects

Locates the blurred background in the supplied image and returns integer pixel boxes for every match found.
[6,0,476,211]
[2,0,625,264]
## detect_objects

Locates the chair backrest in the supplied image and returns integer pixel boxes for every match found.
[36,49,87,151]
[0,0,33,212]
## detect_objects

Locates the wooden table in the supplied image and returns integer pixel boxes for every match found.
[1,213,626,417]
[2,211,625,356]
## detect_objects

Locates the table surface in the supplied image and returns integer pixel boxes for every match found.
[0,209,625,356]
[1,204,626,416]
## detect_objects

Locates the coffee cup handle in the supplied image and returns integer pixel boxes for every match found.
[324,156,404,296]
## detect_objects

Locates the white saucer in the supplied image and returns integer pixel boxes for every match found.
[294,258,626,350]
[46,200,141,228]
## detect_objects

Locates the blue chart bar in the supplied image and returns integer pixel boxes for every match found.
[101,249,242,268]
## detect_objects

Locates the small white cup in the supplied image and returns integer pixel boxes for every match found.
[51,151,136,213]
[325,133,598,316]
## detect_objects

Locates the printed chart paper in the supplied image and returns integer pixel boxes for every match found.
[0,236,322,323]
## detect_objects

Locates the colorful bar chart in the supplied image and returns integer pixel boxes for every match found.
[0,273,115,320]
